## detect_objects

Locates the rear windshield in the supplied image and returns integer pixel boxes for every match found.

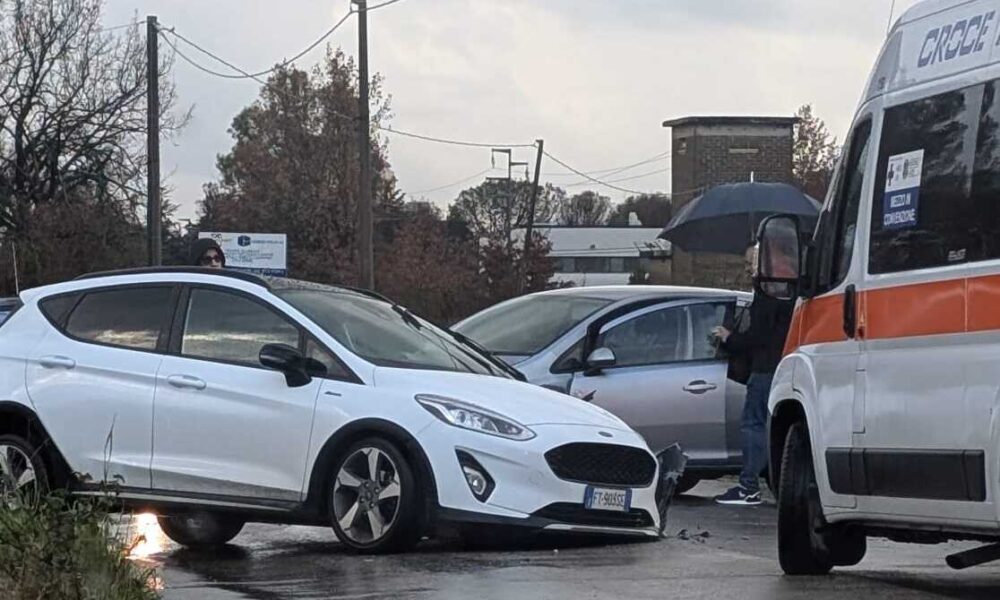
[455,295,612,356]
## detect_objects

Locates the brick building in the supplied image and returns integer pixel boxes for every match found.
[661,116,798,288]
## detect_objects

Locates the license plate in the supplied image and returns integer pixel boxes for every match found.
[583,486,632,512]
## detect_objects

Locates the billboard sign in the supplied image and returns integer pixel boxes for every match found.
[199,232,287,276]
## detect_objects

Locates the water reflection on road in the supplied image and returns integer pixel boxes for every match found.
[135,482,1000,600]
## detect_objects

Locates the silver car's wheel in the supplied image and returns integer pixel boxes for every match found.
[332,446,402,545]
[0,439,42,505]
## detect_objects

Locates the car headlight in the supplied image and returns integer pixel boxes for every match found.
[416,395,535,441]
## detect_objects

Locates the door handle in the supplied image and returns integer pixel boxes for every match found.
[683,380,718,394]
[38,355,76,369]
[167,374,207,391]
[843,284,857,339]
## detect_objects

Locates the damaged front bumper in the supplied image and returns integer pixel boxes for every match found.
[654,443,688,536]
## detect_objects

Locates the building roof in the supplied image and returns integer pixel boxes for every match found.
[661,116,799,129]
[516,226,666,258]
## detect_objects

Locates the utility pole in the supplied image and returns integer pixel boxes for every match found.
[146,15,161,266]
[522,139,544,292]
[354,0,374,290]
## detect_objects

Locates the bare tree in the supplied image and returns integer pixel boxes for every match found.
[559,190,611,226]
[0,0,186,233]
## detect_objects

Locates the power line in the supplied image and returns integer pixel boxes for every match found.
[412,169,494,195]
[378,126,536,149]
[161,32,255,80]
[163,27,539,151]
[565,166,671,189]
[369,0,406,10]
[542,150,650,195]
[163,10,353,80]
[102,22,138,32]
[161,27,360,127]
[546,150,671,178]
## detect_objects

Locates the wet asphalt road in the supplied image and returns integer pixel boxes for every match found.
[149,479,1000,600]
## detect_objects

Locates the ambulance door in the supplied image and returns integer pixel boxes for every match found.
[859,81,992,523]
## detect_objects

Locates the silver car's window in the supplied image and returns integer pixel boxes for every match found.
[455,295,613,355]
[182,288,299,366]
[598,306,687,367]
[689,302,729,361]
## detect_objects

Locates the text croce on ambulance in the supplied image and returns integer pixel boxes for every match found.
[757,0,1000,576]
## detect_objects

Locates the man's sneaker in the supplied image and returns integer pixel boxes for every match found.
[714,486,762,506]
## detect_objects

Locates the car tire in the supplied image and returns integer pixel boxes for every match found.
[0,434,48,504]
[777,422,866,575]
[158,512,245,549]
[674,474,700,496]
[328,437,423,554]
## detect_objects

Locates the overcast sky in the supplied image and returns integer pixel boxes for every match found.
[102,0,922,221]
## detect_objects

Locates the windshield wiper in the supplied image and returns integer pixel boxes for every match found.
[390,303,423,330]
[447,329,527,381]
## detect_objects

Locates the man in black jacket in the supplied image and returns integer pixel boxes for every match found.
[711,244,795,506]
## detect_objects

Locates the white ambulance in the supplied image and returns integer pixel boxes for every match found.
[759,0,1000,575]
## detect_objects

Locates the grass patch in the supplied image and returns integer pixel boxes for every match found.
[0,493,160,600]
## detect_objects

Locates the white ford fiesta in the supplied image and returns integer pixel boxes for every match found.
[0,268,683,552]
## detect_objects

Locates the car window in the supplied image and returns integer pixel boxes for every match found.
[689,302,729,361]
[305,336,351,380]
[65,287,173,350]
[597,306,687,368]
[552,337,586,373]
[971,80,1000,261]
[39,294,78,326]
[182,288,300,367]
[812,119,872,294]
[454,295,613,355]
[869,85,980,273]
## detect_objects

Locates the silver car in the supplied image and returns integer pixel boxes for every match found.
[454,286,753,493]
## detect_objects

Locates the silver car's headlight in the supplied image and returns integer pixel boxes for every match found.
[416,395,535,441]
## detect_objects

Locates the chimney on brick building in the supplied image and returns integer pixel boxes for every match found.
[661,115,798,288]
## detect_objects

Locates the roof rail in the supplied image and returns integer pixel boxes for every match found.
[73,267,271,288]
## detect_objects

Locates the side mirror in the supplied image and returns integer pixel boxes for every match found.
[585,347,617,374]
[259,343,312,388]
[756,214,803,300]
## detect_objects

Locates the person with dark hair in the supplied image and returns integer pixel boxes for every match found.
[710,240,795,506]
[190,238,226,269]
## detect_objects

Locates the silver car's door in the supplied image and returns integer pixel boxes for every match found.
[568,300,730,460]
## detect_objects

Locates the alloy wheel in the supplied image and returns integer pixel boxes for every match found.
[332,447,402,544]
[0,444,38,504]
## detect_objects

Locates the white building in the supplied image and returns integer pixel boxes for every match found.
[517,224,671,287]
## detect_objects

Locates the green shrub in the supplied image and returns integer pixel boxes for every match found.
[0,493,160,600]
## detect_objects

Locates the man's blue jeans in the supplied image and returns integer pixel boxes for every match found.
[739,372,774,493]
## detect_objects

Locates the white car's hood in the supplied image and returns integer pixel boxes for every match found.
[372,368,631,430]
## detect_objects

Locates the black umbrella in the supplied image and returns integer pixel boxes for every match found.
[659,182,821,255]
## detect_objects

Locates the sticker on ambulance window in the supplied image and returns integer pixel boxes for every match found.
[882,149,923,230]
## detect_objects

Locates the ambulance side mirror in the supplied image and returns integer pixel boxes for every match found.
[756,215,802,300]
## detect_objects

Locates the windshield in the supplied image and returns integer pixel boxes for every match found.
[455,294,613,355]
[276,287,504,377]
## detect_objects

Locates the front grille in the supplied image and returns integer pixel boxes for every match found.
[534,503,654,528]
[544,443,656,487]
